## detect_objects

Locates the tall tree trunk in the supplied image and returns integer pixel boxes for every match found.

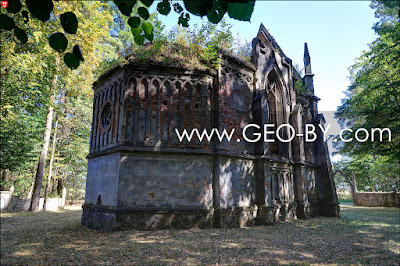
[43,118,58,211]
[369,153,375,191]
[1,169,8,190]
[29,105,54,211]
[29,72,58,211]
[334,169,357,204]
[57,178,63,196]
[351,171,358,205]
[49,152,59,195]
[1,169,8,182]
[27,174,35,199]
[27,163,37,199]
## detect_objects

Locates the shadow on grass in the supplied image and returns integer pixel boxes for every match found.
[1,206,399,264]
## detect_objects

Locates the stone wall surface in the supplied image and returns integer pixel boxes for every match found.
[118,154,213,208]
[356,192,400,207]
[84,154,120,207]
[0,191,11,211]
[0,192,65,212]
[219,158,255,208]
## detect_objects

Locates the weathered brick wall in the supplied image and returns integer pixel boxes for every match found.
[217,59,255,155]
[121,69,214,150]
[90,71,125,153]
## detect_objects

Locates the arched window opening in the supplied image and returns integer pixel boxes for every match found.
[266,71,286,157]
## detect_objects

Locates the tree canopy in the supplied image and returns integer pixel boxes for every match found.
[334,0,400,161]
[0,0,253,199]
[0,1,118,194]
[333,0,400,192]
[333,155,400,192]
[0,0,256,69]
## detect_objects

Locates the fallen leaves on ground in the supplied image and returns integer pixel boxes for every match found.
[1,205,399,264]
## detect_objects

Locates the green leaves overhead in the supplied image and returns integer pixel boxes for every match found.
[141,22,153,35]
[72,45,84,62]
[131,26,141,36]
[114,0,255,46]
[130,23,153,42]
[207,1,228,24]
[178,13,190,28]
[128,16,141,28]
[21,11,29,24]
[140,0,154,7]
[173,3,184,14]
[4,0,256,69]
[227,1,255,21]
[60,12,78,34]
[6,0,22,14]
[114,0,136,16]
[138,7,149,20]
[64,53,80,70]
[0,14,15,30]
[184,0,213,17]
[182,0,255,23]
[64,45,84,70]
[14,27,28,44]
[26,0,54,22]
[48,32,68,53]
[134,34,145,45]
[157,0,171,16]
[145,33,153,42]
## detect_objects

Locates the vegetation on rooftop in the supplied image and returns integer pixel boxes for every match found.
[128,19,252,71]
[0,0,256,69]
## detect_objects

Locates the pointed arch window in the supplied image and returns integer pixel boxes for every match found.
[266,72,286,156]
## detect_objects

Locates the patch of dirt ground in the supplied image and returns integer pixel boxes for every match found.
[1,205,399,264]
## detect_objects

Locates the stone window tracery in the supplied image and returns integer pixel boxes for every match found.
[100,102,112,131]
[220,63,253,87]
[270,169,293,203]
[266,71,286,156]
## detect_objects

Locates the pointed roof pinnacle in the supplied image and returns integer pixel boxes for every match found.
[257,23,289,59]
[304,42,310,58]
[303,42,313,75]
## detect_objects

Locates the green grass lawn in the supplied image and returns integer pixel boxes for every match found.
[339,198,354,204]
[1,205,399,264]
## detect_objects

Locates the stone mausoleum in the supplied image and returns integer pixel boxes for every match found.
[82,24,340,231]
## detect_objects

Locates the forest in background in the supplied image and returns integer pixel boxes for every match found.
[0,1,251,202]
[333,0,400,195]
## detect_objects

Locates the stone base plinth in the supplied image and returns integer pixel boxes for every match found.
[217,207,258,228]
[255,206,277,225]
[82,205,273,231]
[277,202,297,221]
[82,204,214,231]
[81,205,117,231]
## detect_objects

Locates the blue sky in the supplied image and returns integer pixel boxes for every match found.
[156,1,377,112]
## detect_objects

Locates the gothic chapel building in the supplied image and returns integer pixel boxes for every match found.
[82,24,340,231]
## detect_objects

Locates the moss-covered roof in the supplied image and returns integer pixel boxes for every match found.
[94,42,255,87]
[126,43,214,71]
